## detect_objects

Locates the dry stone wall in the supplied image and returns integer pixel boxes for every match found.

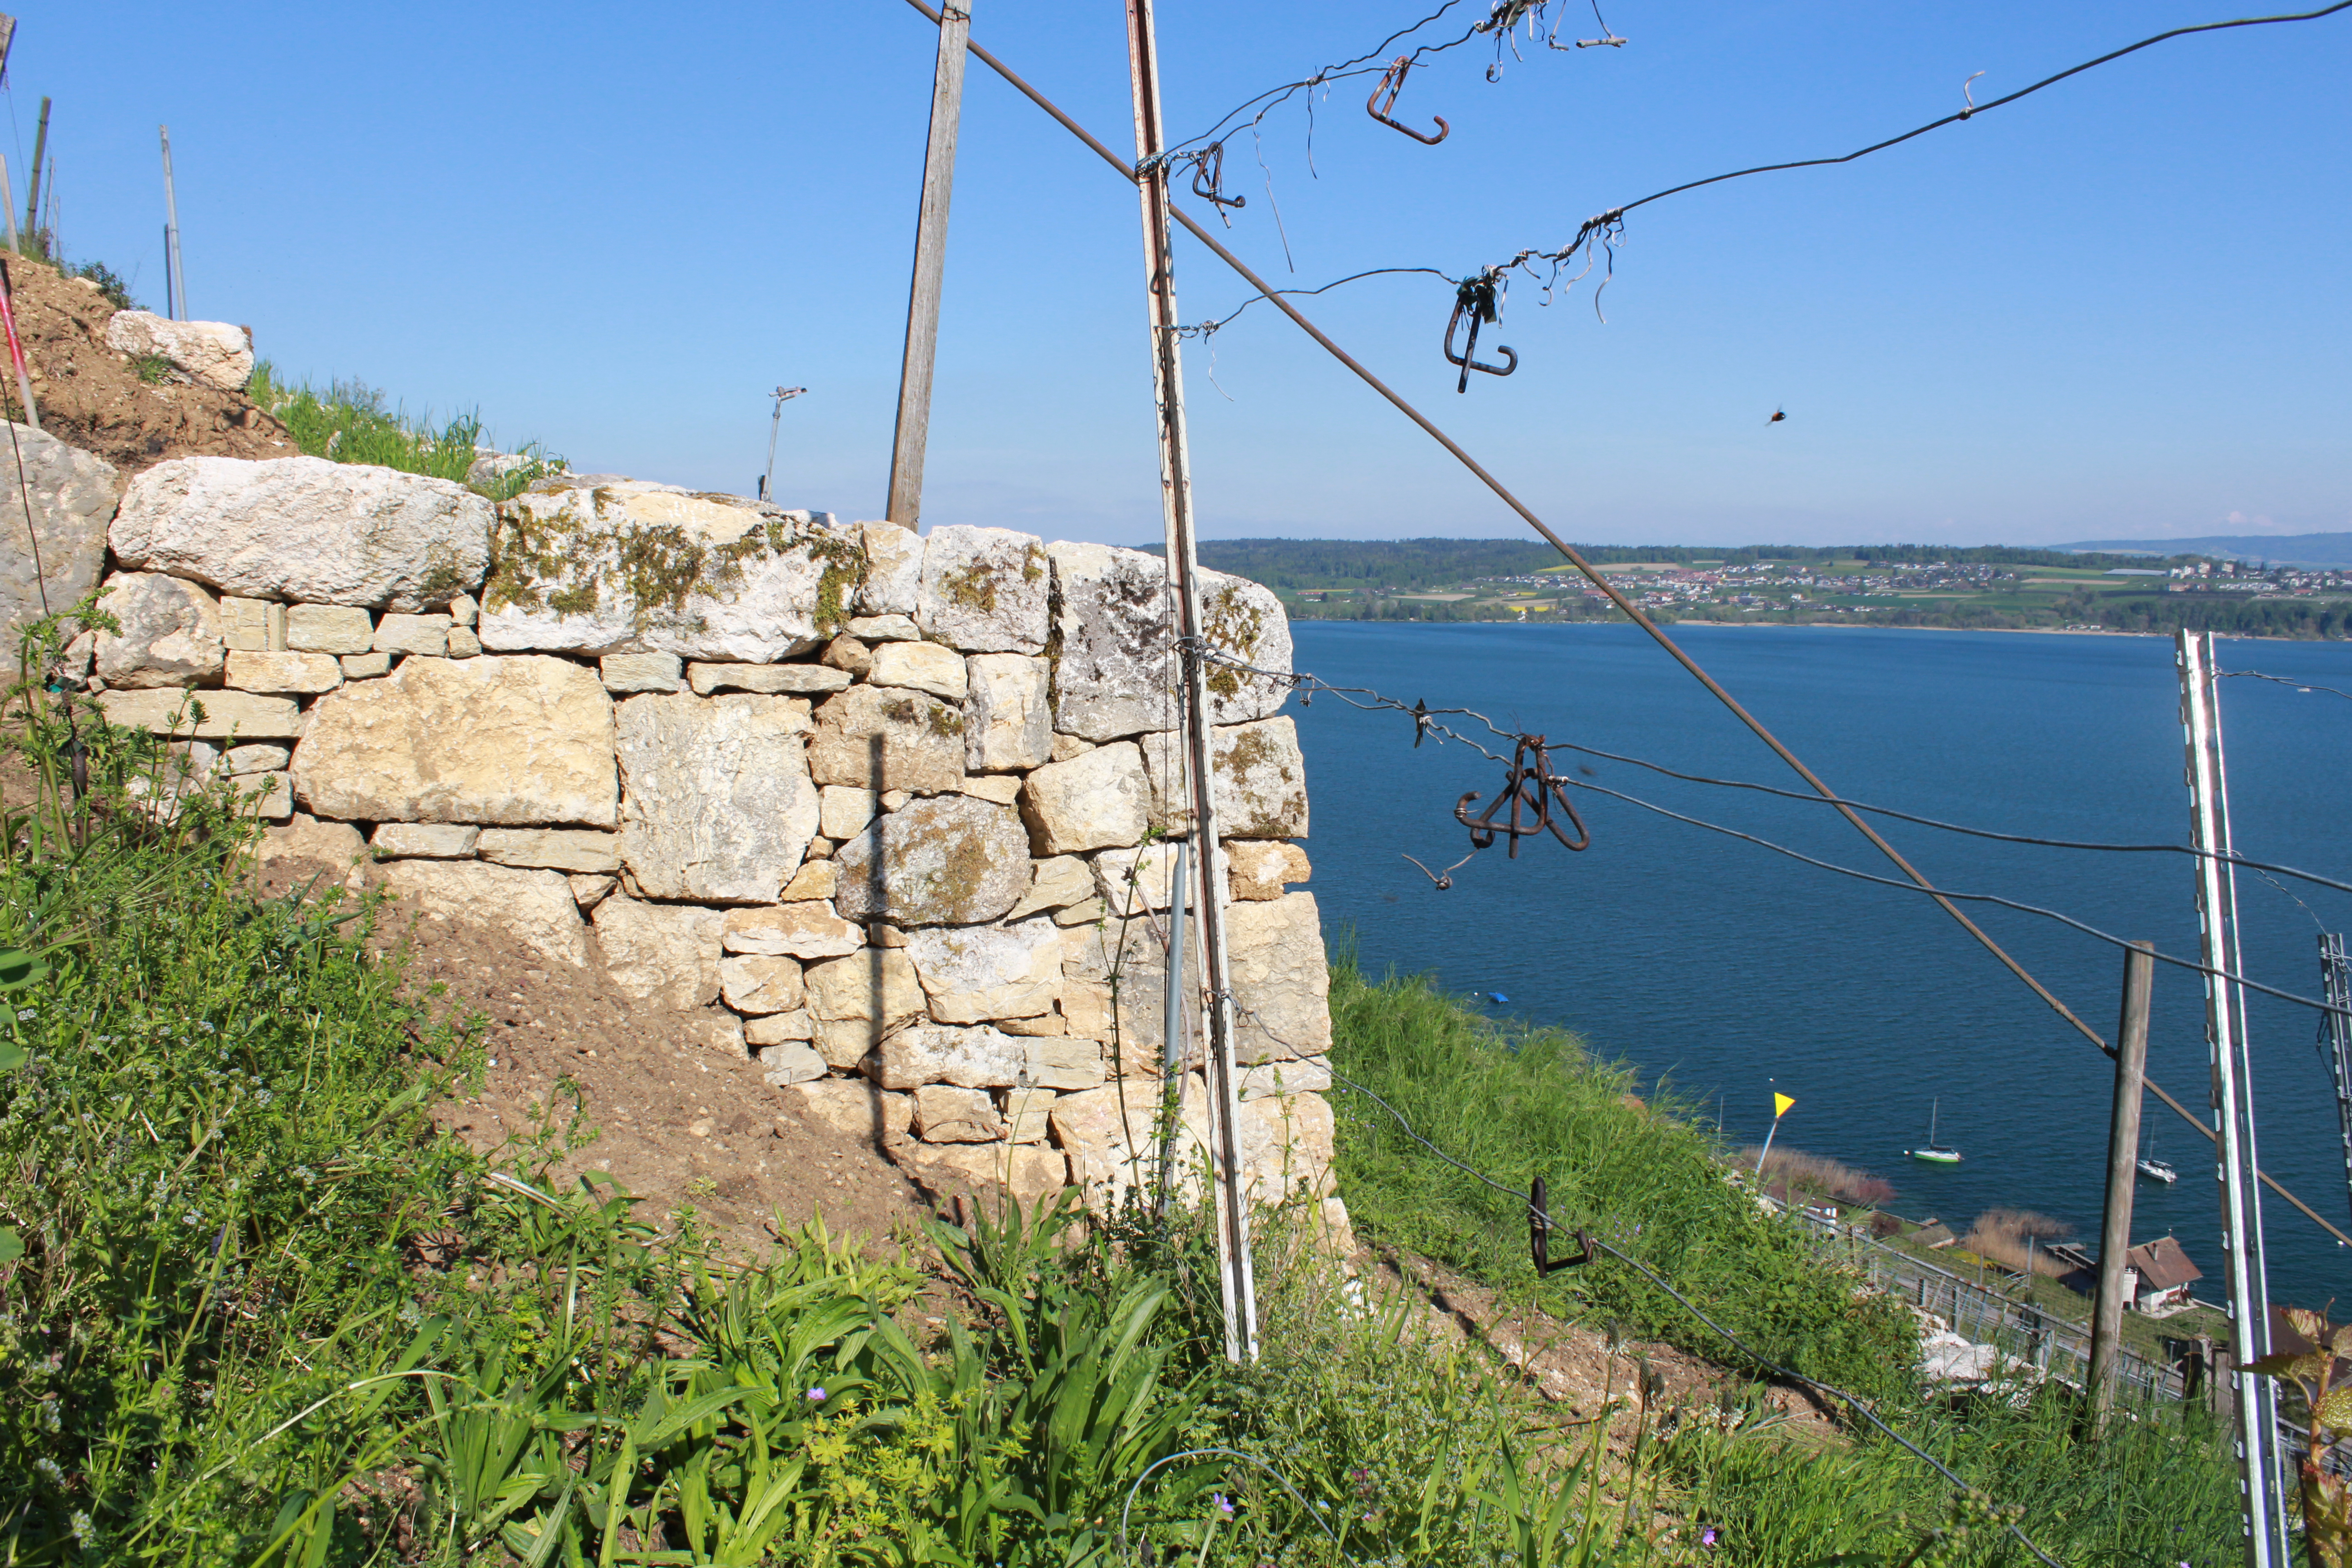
[55,452,1345,1237]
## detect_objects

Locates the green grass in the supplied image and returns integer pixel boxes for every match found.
[245,363,565,503]
[1325,954,2254,1566]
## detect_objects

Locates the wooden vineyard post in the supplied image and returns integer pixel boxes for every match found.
[884,0,970,531]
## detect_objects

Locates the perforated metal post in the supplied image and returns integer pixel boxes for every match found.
[1123,0,1255,1362]
[2178,631,2287,1568]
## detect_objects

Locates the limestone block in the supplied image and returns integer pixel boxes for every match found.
[818,784,878,842]
[787,1077,913,1145]
[805,946,926,1024]
[236,772,294,819]
[294,655,616,824]
[872,1023,1099,1092]
[907,916,1061,1024]
[220,597,286,652]
[821,635,872,676]
[963,652,1052,772]
[341,651,391,678]
[757,1041,828,1088]
[1045,542,1293,740]
[1053,1076,1212,1208]
[97,687,300,740]
[956,776,1023,806]
[371,823,479,858]
[846,613,918,642]
[914,1084,1002,1143]
[916,525,1050,654]
[722,902,862,960]
[1145,718,1308,839]
[286,603,374,655]
[480,477,860,661]
[805,685,963,794]
[92,573,225,689]
[377,860,590,968]
[1001,1012,1066,1038]
[1227,892,1332,1063]
[832,794,1031,927]
[867,640,967,701]
[449,592,479,627]
[1004,1086,1056,1143]
[1004,856,1094,920]
[0,423,118,657]
[810,1020,878,1070]
[1239,1088,1340,1205]
[224,743,289,775]
[892,1142,1068,1206]
[1051,733,1093,763]
[569,873,616,908]
[225,650,341,694]
[688,661,850,697]
[113,456,491,610]
[600,652,682,693]
[591,897,725,1009]
[719,954,805,1015]
[677,1008,746,1058]
[1238,1057,1333,1101]
[857,520,922,616]
[780,860,837,901]
[102,312,254,389]
[1020,741,1147,855]
[374,613,449,657]
[258,812,366,869]
[615,692,820,902]
[1095,843,1185,917]
[1227,840,1310,901]
[446,627,482,659]
[746,1010,815,1046]
[478,828,622,873]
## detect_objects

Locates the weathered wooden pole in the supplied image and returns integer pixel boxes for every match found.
[22,96,46,247]
[883,0,970,531]
[2090,939,2154,1428]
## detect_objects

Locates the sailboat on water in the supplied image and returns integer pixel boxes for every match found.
[2136,1130,2177,1185]
[1906,1097,1963,1164]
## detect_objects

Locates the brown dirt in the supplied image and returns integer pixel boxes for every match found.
[249,839,928,1262]
[5,252,299,480]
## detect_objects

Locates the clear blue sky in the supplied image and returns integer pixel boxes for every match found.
[15,2,2348,548]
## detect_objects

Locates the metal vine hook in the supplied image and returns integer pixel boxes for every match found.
[1529,1174,1595,1274]
[1367,56,1449,145]
[1187,141,1246,222]
[1959,70,1985,118]
[1443,271,1517,393]
[1454,733,1589,855]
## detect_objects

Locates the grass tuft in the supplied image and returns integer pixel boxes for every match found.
[246,362,567,503]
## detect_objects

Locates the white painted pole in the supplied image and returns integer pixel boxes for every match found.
[160,126,186,319]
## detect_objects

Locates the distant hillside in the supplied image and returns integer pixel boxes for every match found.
[2058,532,2352,569]
[1145,536,2175,590]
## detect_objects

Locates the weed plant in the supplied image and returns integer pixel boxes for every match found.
[245,363,565,503]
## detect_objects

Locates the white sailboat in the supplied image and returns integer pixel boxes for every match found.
[1905,1097,1963,1165]
[2136,1130,2177,1185]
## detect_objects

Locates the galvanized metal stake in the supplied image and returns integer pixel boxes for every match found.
[2178,630,2287,1568]
[2320,933,2352,1233]
[884,0,970,531]
[160,125,186,319]
[759,385,805,502]
[23,96,46,249]
[1156,837,1191,1217]
[1123,0,1256,1363]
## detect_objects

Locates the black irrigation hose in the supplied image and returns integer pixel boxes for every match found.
[1321,1063,2069,1568]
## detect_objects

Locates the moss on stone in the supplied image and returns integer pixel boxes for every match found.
[1201,583,1266,701]
[942,560,1001,616]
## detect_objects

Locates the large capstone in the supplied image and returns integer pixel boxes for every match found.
[916,525,1050,654]
[804,684,965,794]
[103,312,255,390]
[92,572,224,688]
[294,654,617,824]
[0,424,118,658]
[478,477,861,662]
[614,691,820,902]
[832,794,1031,927]
[112,456,493,611]
[1045,541,1293,740]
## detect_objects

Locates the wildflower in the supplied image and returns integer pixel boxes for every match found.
[35,1457,64,1485]
[807,1387,828,1402]
[1702,1528,1720,1547]
[70,1513,95,1549]
[16,1008,34,1021]
[1214,1494,1234,1518]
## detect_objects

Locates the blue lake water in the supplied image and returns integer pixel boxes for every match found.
[1285,621,2352,1307]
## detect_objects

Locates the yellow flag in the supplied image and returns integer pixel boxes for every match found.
[1773,1093,1796,1118]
